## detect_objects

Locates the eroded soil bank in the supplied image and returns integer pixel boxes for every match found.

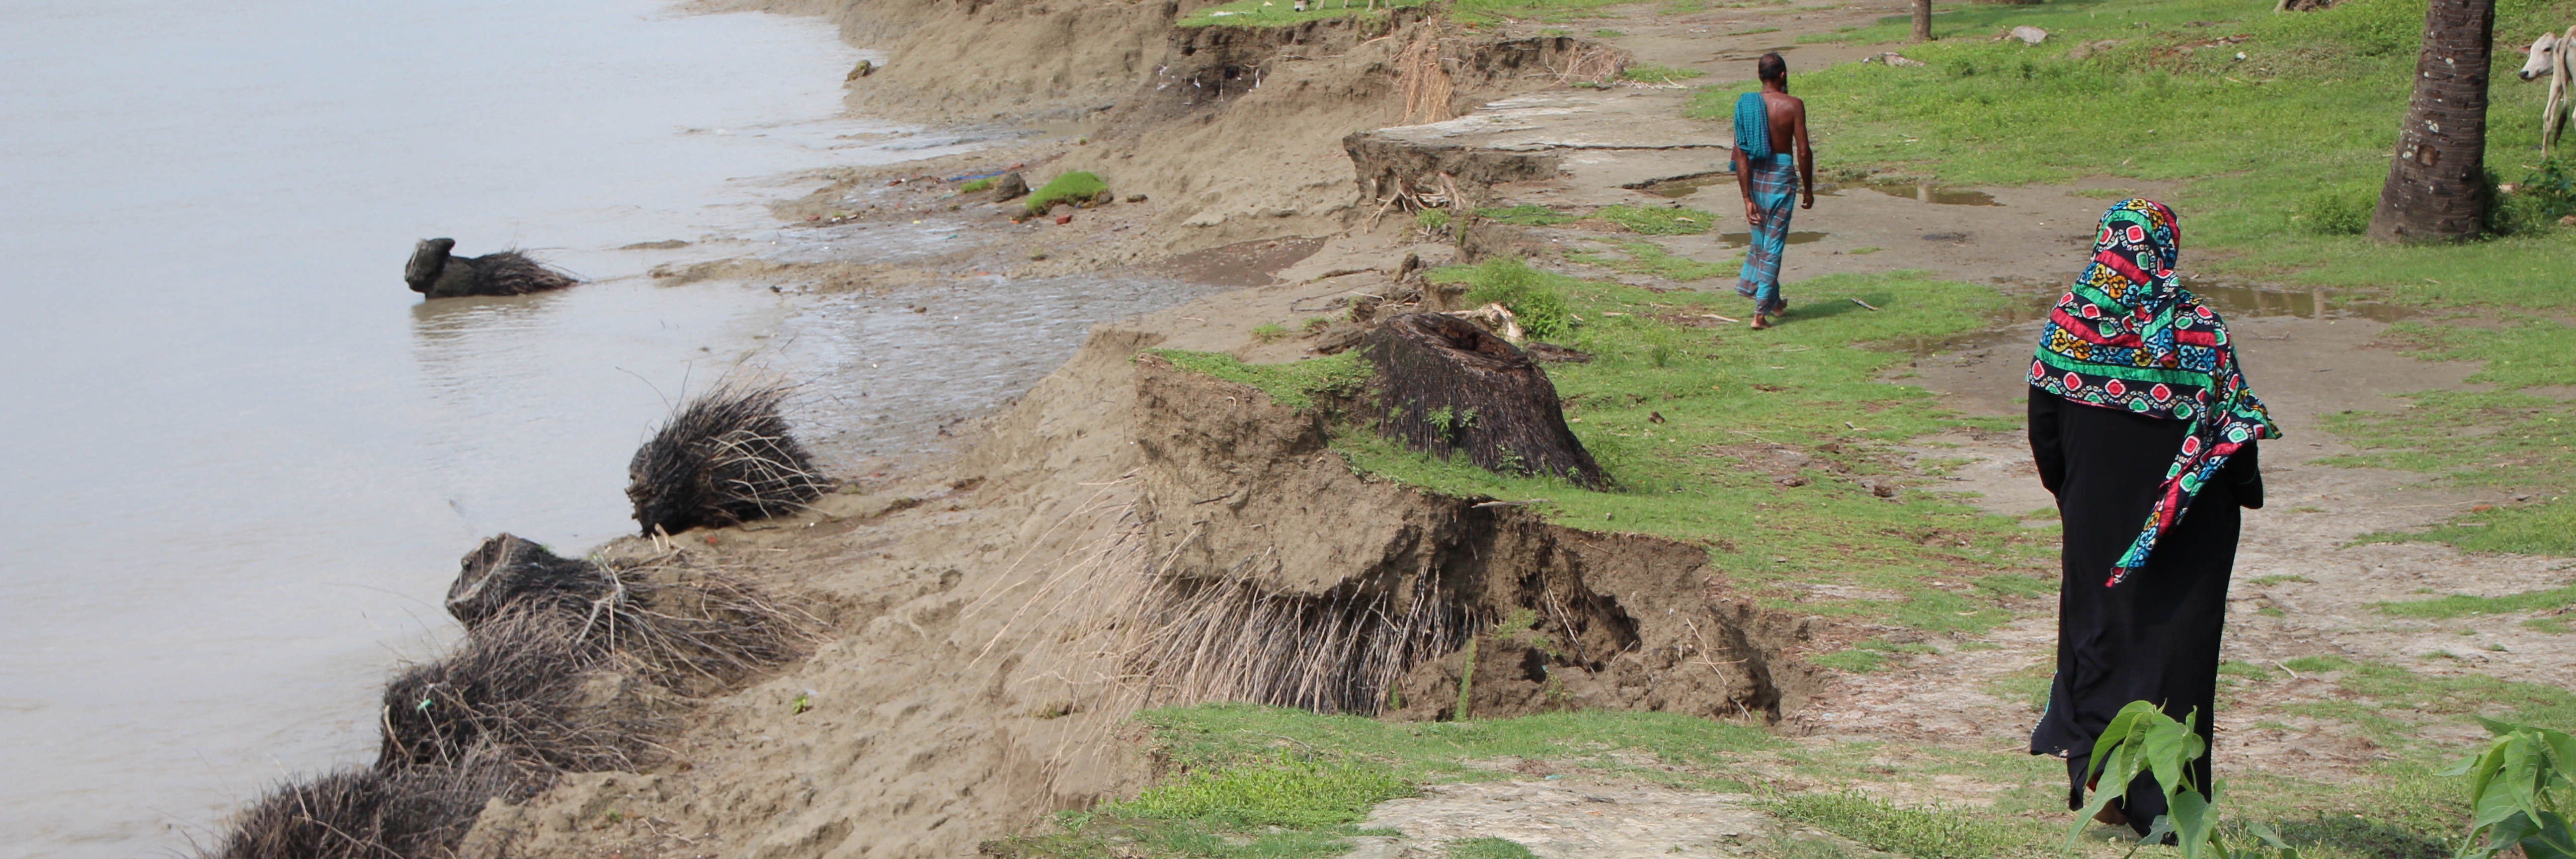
[212,0,2576,857]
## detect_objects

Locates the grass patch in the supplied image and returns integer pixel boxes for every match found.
[958,176,996,193]
[1681,0,2576,309]
[1026,171,1110,215]
[1115,757,1415,828]
[1476,204,1584,226]
[1182,260,2053,637]
[1594,204,1719,235]
[2373,583,2576,619]
[2320,389,2576,554]
[1147,350,1370,412]
[1771,791,2044,859]
[2271,656,2576,739]
[1445,837,1538,859]
[1621,63,1708,84]
[2386,319,2576,390]
[1567,240,1739,282]
[1808,649,1888,673]
[1443,258,1575,339]
[1141,703,1785,784]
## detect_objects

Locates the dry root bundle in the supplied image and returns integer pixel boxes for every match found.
[376,607,661,772]
[627,383,829,536]
[202,756,528,859]
[445,533,822,692]
[1128,572,1469,715]
[1393,24,1457,124]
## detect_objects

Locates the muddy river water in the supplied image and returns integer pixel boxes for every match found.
[0,1,1210,854]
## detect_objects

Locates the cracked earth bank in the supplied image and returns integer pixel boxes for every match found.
[1838,312,2576,785]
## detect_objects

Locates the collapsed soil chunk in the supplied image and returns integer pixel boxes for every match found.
[626,384,829,536]
[200,759,527,859]
[445,533,603,630]
[1360,313,1606,490]
[403,238,578,299]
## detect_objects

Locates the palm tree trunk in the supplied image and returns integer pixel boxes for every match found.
[2367,0,2497,243]
[1912,0,1932,42]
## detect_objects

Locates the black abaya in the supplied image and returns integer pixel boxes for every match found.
[2026,388,2262,834]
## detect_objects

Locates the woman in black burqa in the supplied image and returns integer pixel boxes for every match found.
[2024,199,2277,834]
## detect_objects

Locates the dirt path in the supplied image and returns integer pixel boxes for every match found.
[1807,313,2576,785]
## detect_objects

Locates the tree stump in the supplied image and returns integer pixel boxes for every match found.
[1360,313,1606,490]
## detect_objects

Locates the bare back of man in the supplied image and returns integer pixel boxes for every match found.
[1750,89,1815,224]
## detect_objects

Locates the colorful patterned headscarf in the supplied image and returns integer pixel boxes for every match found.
[2029,199,2279,587]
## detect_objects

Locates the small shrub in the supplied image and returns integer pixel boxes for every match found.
[1024,171,1109,215]
[2493,159,2576,237]
[1455,258,1572,340]
[1251,322,1293,344]
[2295,186,2374,235]
[1417,207,1454,234]
[957,177,996,193]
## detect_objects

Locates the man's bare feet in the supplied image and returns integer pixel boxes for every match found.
[2092,804,2129,828]
[1749,314,1773,330]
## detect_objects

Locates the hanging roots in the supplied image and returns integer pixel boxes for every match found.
[444,534,823,693]
[627,383,830,536]
[1127,572,1470,715]
[202,754,530,859]
[1393,24,1457,125]
[376,606,663,772]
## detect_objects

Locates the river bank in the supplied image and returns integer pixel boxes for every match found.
[193,0,2576,856]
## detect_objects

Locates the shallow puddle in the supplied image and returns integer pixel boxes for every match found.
[1831,181,2002,206]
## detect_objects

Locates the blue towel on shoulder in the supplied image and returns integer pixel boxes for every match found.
[1733,91,1772,159]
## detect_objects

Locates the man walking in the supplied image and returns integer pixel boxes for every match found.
[1732,53,1815,329]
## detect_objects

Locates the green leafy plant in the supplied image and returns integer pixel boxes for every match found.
[2066,700,2303,859]
[1417,208,1453,235]
[1251,323,1294,344]
[1452,258,1572,340]
[2444,717,2576,859]
[1025,171,1109,215]
[2295,186,2373,235]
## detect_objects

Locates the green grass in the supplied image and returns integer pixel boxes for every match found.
[1176,260,2056,639]
[1593,204,1719,235]
[1682,0,2576,309]
[1621,63,1708,84]
[1567,240,1740,282]
[1147,350,1370,412]
[2373,583,2576,619]
[1026,171,1111,215]
[1445,838,1538,859]
[1442,258,1575,338]
[2386,320,2576,389]
[2272,656,2576,738]
[1476,203,1584,226]
[958,176,996,193]
[1772,791,2043,859]
[1114,757,1416,828]
[1176,0,1426,27]
[1141,703,1785,782]
[2319,390,2576,554]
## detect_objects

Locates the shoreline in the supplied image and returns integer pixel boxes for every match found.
[188,0,2576,856]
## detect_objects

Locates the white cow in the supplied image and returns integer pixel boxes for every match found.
[2520,27,2575,157]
